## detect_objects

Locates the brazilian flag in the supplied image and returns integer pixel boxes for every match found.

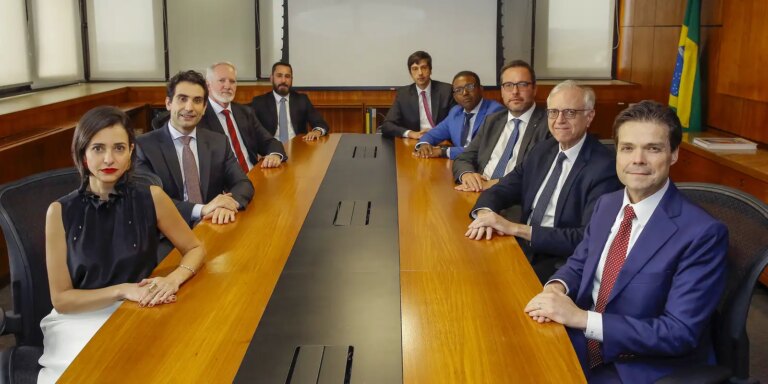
[669,0,702,131]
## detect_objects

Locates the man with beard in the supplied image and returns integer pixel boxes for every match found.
[413,70,504,159]
[200,62,285,170]
[452,60,549,192]
[136,70,254,227]
[250,62,330,142]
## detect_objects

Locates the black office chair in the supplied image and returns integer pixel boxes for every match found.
[0,167,161,384]
[657,183,768,384]
[151,110,170,131]
[0,168,81,384]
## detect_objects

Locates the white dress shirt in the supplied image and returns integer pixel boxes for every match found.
[209,99,255,170]
[481,104,536,179]
[528,134,587,229]
[167,123,204,220]
[403,81,433,137]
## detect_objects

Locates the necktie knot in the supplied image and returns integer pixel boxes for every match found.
[222,109,231,117]
[280,97,287,104]
[179,135,193,146]
[556,151,567,164]
[464,112,475,120]
[622,205,637,222]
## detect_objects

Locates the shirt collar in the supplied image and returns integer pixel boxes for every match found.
[416,81,432,95]
[507,103,536,125]
[168,121,197,141]
[273,91,289,103]
[621,179,670,227]
[208,97,231,115]
[467,99,483,114]
[559,133,587,161]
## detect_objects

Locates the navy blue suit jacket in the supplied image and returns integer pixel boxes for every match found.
[473,134,622,259]
[551,184,728,383]
[418,99,504,159]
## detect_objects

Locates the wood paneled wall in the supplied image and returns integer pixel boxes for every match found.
[618,0,768,145]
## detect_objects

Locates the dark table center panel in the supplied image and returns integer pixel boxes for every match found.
[234,134,402,384]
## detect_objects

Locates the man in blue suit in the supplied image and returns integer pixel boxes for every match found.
[525,100,728,383]
[413,71,503,159]
[466,81,622,281]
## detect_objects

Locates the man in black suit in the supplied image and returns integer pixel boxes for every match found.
[380,50,455,139]
[466,81,622,282]
[250,62,329,142]
[202,62,286,170]
[135,70,254,227]
[452,60,549,192]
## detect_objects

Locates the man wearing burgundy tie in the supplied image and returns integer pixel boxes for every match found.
[250,62,330,142]
[380,51,455,139]
[135,70,254,227]
[452,60,549,192]
[466,81,622,282]
[413,71,504,159]
[201,62,286,169]
[525,101,728,383]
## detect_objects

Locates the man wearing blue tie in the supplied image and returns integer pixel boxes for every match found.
[250,62,330,143]
[466,81,622,282]
[413,71,504,159]
[452,60,549,192]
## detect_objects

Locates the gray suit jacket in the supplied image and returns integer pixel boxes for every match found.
[380,80,455,138]
[451,106,549,182]
[135,125,254,224]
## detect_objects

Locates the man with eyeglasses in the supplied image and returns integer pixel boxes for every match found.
[452,60,549,192]
[465,80,622,282]
[380,51,455,139]
[412,71,504,159]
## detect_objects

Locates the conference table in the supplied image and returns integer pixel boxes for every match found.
[61,133,585,383]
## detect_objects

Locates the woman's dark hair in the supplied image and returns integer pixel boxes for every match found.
[72,106,134,183]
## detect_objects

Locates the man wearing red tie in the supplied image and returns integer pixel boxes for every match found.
[525,101,728,383]
[201,62,286,170]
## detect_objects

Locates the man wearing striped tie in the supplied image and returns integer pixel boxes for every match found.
[525,101,727,383]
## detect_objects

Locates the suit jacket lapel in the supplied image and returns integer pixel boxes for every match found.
[289,92,301,133]
[553,137,593,223]
[576,191,623,306]
[232,105,254,152]
[159,126,184,194]
[204,108,225,135]
[267,95,278,135]
[480,114,507,167]
[430,84,440,122]
[515,107,545,166]
[607,187,680,304]
[471,100,488,136]
[196,130,212,200]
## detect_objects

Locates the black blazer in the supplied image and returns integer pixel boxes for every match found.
[135,125,254,224]
[250,91,330,136]
[473,134,622,260]
[452,106,549,182]
[197,102,287,163]
[380,80,455,138]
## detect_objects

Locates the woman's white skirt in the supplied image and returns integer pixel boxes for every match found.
[37,301,121,384]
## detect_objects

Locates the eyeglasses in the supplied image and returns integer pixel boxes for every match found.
[546,109,592,120]
[452,83,478,94]
[501,81,532,91]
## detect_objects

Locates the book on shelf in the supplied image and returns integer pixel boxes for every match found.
[692,137,757,151]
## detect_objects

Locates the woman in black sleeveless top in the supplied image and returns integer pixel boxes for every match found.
[38,106,205,383]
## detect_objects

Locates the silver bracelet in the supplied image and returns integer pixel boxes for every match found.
[178,264,197,275]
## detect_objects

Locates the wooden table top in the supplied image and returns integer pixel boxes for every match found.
[61,134,584,383]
